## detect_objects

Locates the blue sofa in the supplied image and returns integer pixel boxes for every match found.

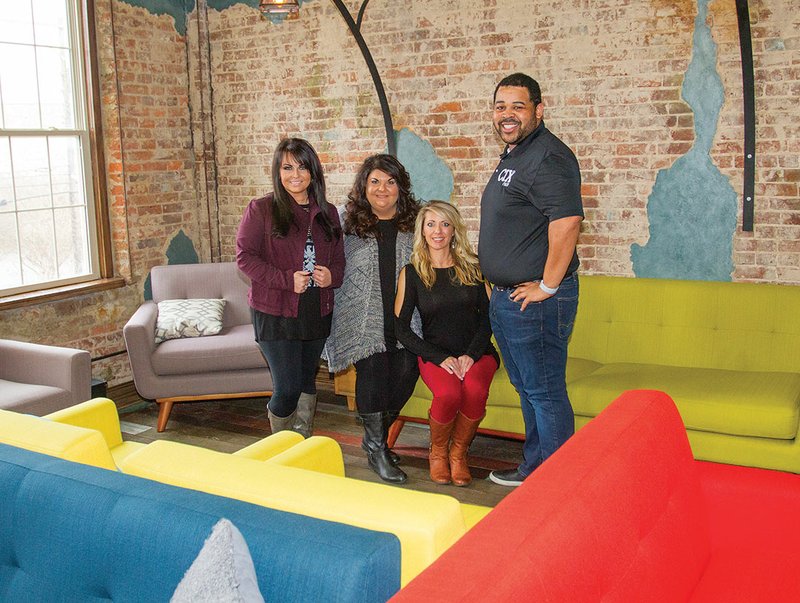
[0,443,400,602]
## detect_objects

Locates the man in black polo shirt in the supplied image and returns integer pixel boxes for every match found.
[478,72,584,487]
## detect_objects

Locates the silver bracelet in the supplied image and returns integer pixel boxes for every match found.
[539,281,559,295]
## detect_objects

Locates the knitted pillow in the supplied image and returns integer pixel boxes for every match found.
[155,299,225,344]
[171,518,264,603]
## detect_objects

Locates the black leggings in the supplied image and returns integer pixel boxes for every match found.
[258,338,326,417]
[354,348,419,414]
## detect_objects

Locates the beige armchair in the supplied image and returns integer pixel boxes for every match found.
[0,339,91,415]
[123,262,272,432]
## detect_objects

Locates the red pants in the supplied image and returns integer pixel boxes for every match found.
[419,354,498,423]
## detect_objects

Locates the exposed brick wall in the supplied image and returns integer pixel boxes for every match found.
[203,0,798,284]
[1,0,798,388]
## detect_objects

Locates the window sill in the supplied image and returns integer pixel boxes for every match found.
[0,277,127,311]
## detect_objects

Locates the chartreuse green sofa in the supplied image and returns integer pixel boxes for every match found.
[390,275,800,473]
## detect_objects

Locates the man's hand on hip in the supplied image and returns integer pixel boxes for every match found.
[510,282,552,311]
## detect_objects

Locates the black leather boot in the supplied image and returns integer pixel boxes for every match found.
[384,410,402,466]
[360,412,407,484]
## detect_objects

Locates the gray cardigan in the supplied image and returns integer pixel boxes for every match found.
[325,229,421,373]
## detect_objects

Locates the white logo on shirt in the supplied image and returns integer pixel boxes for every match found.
[497,168,516,187]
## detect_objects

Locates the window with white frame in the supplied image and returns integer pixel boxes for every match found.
[0,0,103,298]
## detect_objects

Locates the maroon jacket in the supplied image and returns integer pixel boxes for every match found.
[236,194,345,318]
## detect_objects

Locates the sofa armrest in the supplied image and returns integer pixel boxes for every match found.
[234,431,305,460]
[0,408,117,470]
[264,436,345,476]
[122,302,159,397]
[0,339,91,405]
[46,397,124,449]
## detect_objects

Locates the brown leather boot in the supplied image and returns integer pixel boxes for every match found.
[428,413,455,484]
[449,412,483,486]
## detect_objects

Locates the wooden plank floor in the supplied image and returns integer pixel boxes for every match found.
[111,373,523,508]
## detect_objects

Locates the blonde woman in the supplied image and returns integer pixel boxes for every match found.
[395,201,498,486]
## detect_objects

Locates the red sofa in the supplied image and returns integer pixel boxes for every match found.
[393,390,800,602]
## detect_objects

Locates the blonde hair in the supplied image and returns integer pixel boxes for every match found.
[410,201,483,289]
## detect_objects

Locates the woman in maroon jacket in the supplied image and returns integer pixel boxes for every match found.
[236,138,345,436]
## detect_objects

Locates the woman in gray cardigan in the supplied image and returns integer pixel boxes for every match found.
[325,154,421,483]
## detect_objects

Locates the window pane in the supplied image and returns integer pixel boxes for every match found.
[19,208,56,285]
[54,205,89,277]
[11,137,51,211]
[33,0,70,48]
[0,137,14,213]
[49,136,83,207]
[0,2,34,45]
[38,47,75,129]
[0,0,101,297]
[0,44,41,128]
[0,212,21,288]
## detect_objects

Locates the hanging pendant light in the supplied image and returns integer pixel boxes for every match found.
[259,0,300,20]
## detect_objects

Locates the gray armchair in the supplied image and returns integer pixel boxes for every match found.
[0,339,91,415]
[123,262,272,432]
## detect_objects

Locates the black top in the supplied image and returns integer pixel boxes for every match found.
[478,122,583,287]
[252,288,331,341]
[377,219,398,347]
[396,265,497,366]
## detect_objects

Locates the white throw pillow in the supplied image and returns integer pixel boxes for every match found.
[171,518,265,603]
[155,299,226,344]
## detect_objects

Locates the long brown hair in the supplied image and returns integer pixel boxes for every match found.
[343,154,419,238]
[411,201,483,289]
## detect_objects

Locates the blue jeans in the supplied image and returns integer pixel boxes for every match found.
[490,275,579,476]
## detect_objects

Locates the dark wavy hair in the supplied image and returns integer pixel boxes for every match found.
[343,154,419,238]
[270,138,339,240]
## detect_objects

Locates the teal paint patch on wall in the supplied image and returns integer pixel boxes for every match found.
[118,0,193,35]
[207,0,258,11]
[143,230,199,300]
[394,128,454,203]
[630,0,737,281]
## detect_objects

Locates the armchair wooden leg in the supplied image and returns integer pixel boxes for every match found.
[387,418,405,449]
[156,400,174,433]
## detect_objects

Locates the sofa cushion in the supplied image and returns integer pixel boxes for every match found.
[412,357,604,410]
[155,299,226,344]
[688,461,800,601]
[569,363,800,439]
[152,326,266,376]
[0,379,72,415]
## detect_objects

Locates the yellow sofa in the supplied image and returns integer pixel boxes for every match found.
[1,399,490,586]
[119,440,489,585]
[391,275,800,473]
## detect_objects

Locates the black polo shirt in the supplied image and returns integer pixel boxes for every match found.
[478,122,583,287]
